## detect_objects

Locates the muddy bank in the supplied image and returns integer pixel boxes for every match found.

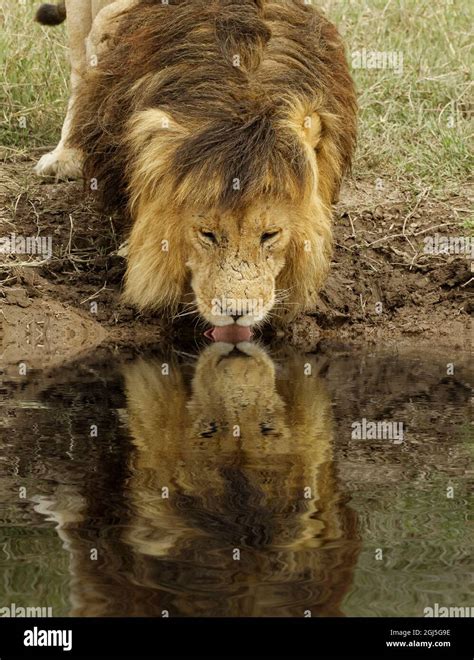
[0,159,472,367]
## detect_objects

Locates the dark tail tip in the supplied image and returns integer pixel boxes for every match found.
[35,2,66,26]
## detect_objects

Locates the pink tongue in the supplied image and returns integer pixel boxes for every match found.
[204,325,253,343]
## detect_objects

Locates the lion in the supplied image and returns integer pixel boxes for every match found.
[31,344,359,616]
[37,1,357,333]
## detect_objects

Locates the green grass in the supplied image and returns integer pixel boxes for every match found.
[1,0,472,196]
[0,1,69,152]
[462,216,474,232]
[321,0,473,196]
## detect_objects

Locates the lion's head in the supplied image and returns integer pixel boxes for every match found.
[69,0,357,328]
[121,103,339,330]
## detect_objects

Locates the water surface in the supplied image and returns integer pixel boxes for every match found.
[0,342,472,616]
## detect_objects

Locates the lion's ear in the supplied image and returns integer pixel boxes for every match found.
[125,108,190,213]
[286,107,341,205]
[302,112,323,149]
[285,108,322,150]
[302,111,346,206]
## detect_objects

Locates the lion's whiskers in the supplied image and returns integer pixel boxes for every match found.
[172,307,200,321]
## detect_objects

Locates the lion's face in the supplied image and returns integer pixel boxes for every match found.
[187,342,289,442]
[185,203,291,327]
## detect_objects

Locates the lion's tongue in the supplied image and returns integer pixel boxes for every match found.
[204,325,253,343]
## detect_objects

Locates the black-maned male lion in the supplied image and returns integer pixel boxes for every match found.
[37,0,357,339]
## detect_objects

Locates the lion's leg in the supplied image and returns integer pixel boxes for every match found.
[35,0,94,179]
[35,0,135,180]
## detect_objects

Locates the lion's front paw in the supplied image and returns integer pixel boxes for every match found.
[34,147,83,180]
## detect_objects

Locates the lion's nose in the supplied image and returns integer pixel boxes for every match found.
[231,313,243,322]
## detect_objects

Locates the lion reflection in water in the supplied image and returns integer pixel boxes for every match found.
[46,344,359,616]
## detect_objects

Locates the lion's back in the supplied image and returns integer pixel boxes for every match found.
[70,0,356,213]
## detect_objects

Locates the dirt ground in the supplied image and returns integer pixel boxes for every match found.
[0,157,472,369]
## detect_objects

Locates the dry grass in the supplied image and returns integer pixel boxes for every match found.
[0,1,68,153]
[0,0,472,197]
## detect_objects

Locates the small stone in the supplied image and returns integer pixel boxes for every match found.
[5,288,31,308]
[373,205,384,220]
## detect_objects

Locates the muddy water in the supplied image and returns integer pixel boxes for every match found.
[0,342,472,617]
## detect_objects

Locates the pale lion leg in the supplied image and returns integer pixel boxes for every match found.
[35,0,135,180]
[34,82,84,180]
[35,0,93,180]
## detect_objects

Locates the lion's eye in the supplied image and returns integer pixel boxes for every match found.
[200,421,218,438]
[199,229,217,244]
[261,230,280,245]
